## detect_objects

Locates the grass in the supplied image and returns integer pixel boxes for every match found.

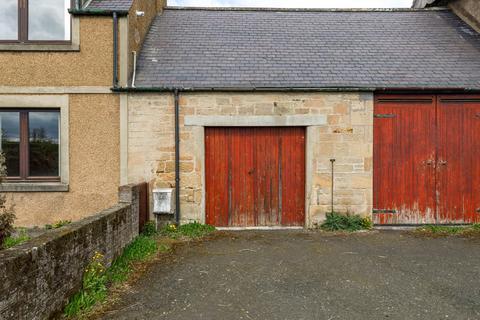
[2,228,30,249]
[64,224,159,318]
[64,221,215,318]
[160,221,216,239]
[415,224,480,237]
[321,212,373,232]
[45,220,71,230]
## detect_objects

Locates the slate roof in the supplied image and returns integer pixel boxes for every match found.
[135,8,480,90]
[86,0,134,12]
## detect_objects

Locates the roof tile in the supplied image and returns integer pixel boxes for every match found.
[136,8,480,89]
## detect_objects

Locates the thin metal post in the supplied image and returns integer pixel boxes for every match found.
[330,158,335,213]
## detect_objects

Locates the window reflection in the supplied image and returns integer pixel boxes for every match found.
[0,0,18,40]
[28,0,71,41]
[0,112,20,177]
[29,112,60,177]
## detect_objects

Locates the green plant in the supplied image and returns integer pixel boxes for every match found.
[415,224,480,236]
[160,222,215,239]
[417,225,463,235]
[45,220,71,230]
[64,252,108,317]
[107,234,158,283]
[2,229,30,249]
[0,152,16,248]
[141,221,157,237]
[321,212,373,232]
[64,227,160,317]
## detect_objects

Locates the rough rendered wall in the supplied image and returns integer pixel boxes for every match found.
[450,0,480,32]
[128,92,373,227]
[0,184,141,320]
[0,17,113,87]
[6,94,120,227]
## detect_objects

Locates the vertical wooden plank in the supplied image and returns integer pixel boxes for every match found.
[437,96,480,224]
[205,128,230,226]
[280,127,306,226]
[245,129,255,226]
[373,95,436,225]
[254,127,266,226]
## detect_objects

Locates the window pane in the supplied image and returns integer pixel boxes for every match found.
[29,112,59,177]
[0,112,20,177]
[0,0,18,40]
[28,0,71,41]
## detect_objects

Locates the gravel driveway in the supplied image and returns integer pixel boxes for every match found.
[99,231,480,320]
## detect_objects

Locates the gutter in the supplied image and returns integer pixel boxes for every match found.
[166,6,450,12]
[69,9,129,16]
[112,86,377,93]
[112,86,480,94]
[113,12,119,88]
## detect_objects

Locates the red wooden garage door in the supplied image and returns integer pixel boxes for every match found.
[205,127,305,227]
[374,95,480,225]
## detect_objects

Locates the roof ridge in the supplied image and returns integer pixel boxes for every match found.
[164,6,450,13]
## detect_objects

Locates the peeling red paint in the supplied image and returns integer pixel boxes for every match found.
[374,94,480,225]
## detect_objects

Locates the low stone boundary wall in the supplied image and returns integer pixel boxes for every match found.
[0,183,144,320]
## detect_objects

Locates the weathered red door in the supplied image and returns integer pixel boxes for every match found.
[205,127,305,227]
[374,95,437,224]
[436,95,480,224]
[374,94,480,225]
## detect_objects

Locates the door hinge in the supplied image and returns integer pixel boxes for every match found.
[374,114,396,119]
[373,209,397,214]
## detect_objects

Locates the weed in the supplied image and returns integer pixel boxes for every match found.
[64,229,159,318]
[415,224,480,237]
[160,222,215,239]
[107,235,158,283]
[64,252,108,317]
[45,220,71,230]
[321,212,373,232]
[0,152,16,247]
[2,229,30,249]
[141,221,157,237]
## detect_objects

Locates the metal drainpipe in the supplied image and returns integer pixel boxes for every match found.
[330,159,336,213]
[174,89,181,224]
[112,12,118,88]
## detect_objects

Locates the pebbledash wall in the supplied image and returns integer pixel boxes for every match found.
[126,92,374,227]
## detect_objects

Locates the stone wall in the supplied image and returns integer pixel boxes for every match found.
[127,92,374,227]
[0,183,142,320]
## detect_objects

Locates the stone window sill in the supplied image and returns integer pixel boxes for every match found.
[0,183,69,192]
[0,43,80,52]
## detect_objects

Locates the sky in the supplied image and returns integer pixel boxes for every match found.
[168,0,414,8]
